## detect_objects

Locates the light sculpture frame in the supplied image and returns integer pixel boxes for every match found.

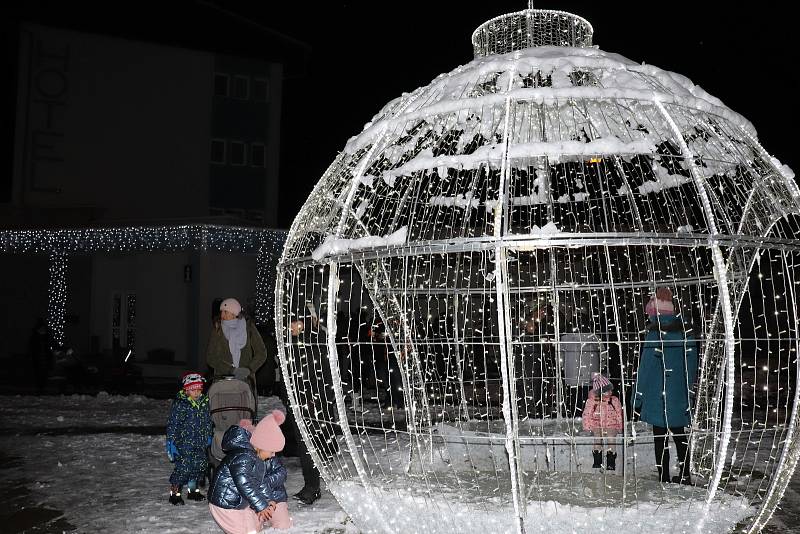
[276,8,800,533]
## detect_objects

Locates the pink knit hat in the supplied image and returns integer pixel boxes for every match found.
[249,410,286,452]
[220,298,242,317]
[645,287,674,316]
[592,372,613,394]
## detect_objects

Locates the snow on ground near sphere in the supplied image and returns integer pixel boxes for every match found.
[0,393,798,533]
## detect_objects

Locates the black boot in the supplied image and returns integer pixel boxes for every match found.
[592,450,603,469]
[186,488,205,501]
[606,450,617,471]
[671,462,692,485]
[294,486,321,505]
[671,428,692,485]
[657,452,671,483]
[169,486,185,506]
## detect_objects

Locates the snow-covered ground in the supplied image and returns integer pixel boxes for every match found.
[0,393,353,533]
[0,393,798,533]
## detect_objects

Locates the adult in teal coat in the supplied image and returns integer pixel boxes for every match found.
[633,289,698,484]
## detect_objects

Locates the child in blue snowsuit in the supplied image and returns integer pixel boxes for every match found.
[166,372,213,505]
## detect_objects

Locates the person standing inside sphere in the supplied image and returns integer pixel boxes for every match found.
[206,298,267,384]
[633,287,698,485]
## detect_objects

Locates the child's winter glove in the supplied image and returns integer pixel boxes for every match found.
[233,367,250,380]
[166,439,179,462]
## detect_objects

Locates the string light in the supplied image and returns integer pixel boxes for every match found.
[1,224,287,343]
[47,251,68,349]
[276,8,800,534]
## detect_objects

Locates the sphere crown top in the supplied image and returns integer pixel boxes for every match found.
[471,9,594,58]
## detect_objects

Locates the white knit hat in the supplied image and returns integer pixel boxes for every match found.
[220,298,242,317]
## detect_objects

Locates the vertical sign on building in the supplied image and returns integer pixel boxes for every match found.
[20,28,70,197]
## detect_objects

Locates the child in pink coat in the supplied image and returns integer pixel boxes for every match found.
[582,373,624,470]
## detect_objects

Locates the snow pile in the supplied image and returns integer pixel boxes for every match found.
[637,165,692,195]
[529,221,562,235]
[312,226,408,261]
[346,45,755,154]
[430,192,481,210]
[770,156,796,180]
[382,137,654,180]
[330,477,755,534]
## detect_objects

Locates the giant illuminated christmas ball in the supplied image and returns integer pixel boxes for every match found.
[276,8,799,533]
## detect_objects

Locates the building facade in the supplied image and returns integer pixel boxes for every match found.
[0,22,300,390]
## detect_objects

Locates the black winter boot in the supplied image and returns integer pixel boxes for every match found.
[169,486,185,506]
[592,450,603,468]
[671,461,693,485]
[294,486,321,505]
[606,450,617,471]
[186,488,205,501]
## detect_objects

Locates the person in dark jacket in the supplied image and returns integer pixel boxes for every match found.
[206,298,267,384]
[285,265,340,505]
[166,372,214,504]
[633,288,698,485]
[208,410,291,532]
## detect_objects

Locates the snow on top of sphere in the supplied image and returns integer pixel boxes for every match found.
[346,44,754,154]
[282,8,797,266]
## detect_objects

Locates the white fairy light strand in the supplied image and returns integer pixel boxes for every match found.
[0,225,287,342]
[47,251,68,349]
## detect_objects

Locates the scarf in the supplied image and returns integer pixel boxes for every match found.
[221,317,248,368]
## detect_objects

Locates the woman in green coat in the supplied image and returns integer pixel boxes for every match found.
[206,298,267,382]
[633,288,698,485]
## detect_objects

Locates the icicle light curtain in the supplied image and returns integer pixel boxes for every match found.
[0,225,287,347]
[276,9,800,534]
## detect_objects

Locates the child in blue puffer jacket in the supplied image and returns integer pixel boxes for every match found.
[165,372,213,505]
[208,410,291,533]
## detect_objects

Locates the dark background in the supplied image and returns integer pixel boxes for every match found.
[3,1,797,228]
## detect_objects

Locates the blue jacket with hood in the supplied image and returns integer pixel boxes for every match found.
[208,425,287,511]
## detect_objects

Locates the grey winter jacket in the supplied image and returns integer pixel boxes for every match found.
[207,426,271,511]
[560,332,602,387]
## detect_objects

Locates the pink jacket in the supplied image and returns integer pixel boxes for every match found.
[582,394,623,432]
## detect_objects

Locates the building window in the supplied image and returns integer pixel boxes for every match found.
[111,291,136,353]
[125,293,137,354]
[214,73,229,97]
[232,75,249,99]
[230,141,246,166]
[251,143,266,167]
[253,78,269,102]
[211,139,226,164]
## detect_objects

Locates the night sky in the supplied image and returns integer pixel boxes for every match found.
[4,1,798,228]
